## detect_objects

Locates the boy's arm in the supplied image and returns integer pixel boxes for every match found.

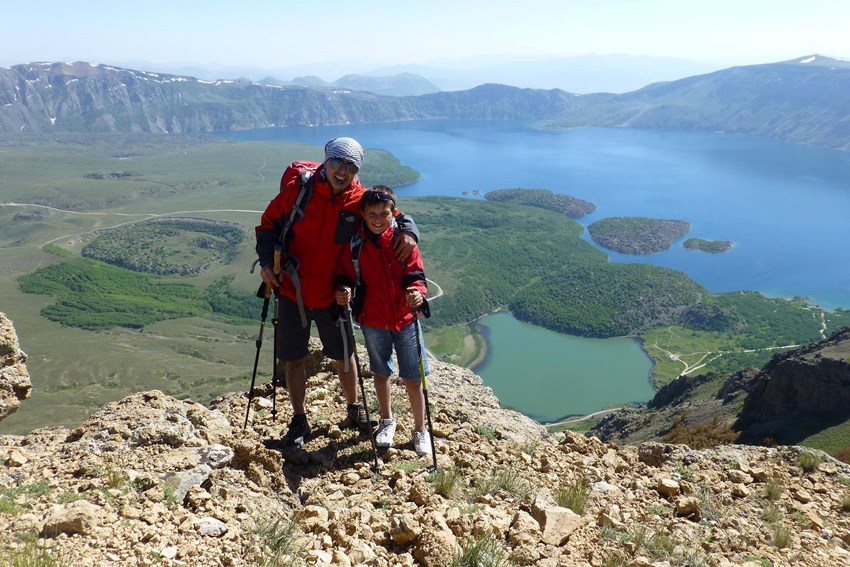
[401,245,427,295]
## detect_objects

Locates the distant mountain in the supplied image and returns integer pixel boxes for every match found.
[539,54,850,151]
[2,57,849,151]
[332,73,440,96]
[369,54,724,94]
[0,62,571,134]
[290,73,440,96]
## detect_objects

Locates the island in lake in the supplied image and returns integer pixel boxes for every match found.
[587,217,691,255]
[484,188,596,218]
[683,238,735,253]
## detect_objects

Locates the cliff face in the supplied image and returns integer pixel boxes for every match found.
[3,325,850,565]
[0,312,31,421]
[740,328,850,423]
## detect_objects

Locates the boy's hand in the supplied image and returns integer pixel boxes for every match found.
[336,286,352,305]
[394,232,416,261]
[406,287,423,309]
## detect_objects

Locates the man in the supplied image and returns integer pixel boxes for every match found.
[255,137,418,448]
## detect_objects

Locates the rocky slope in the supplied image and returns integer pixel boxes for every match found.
[2,320,850,565]
[590,327,850,451]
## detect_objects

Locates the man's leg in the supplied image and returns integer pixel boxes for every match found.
[285,358,308,415]
[335,354,359,406]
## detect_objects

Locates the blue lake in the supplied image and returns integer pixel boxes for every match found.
[228,120,850,419]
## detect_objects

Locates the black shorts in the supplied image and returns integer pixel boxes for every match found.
[275,296,348,362]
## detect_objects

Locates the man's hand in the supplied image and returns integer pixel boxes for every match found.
[394,231,417,261]
[336,286,352,306]
[260,265,280,289]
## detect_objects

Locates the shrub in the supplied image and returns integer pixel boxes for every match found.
[473,467,530,501]
[771,522,791,549]
[834,447,850,465]
[450,533,513,567]
[662,415,738,449]
[427,468,463,498]
[255,517,303,567]
[763,476,784,501]
[556,476,591,515]
[798,452,822,473]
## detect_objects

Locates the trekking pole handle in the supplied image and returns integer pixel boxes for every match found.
[273,245,282,276]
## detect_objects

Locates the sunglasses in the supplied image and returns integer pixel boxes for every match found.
[326,157,359,174]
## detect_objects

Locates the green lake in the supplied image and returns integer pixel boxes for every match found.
[473,311,655,422]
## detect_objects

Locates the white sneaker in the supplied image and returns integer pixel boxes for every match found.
[375,419,396,448]
[413,430,432,456]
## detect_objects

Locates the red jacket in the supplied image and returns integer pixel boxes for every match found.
[256,166,365,308]
[337,223,427,332]
[255,166,420,309]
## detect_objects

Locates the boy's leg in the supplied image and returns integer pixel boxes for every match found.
[374,374,393,420]
[403,378,426,432]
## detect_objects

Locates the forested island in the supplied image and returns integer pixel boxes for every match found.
[683,237,734,253]
[484,188,596,218]
[588,217,691,255]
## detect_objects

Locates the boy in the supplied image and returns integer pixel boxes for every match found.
[335,186,432,456]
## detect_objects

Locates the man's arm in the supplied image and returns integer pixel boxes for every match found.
[393,211,419,261]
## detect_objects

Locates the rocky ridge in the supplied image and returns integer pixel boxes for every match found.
[0,312,32,421]
[2,318,850,565]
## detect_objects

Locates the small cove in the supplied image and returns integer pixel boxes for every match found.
[472,311,655,422]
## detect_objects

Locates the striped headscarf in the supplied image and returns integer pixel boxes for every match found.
[324,137,364,170]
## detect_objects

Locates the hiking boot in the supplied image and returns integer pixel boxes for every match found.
[413,430,432,456]
[375,419,396,448]
[282,414,310,448]
[342,402,376,430]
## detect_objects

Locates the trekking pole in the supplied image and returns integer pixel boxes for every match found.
[244,261,272,429]
[413,311,439,472]
[270,245,283,422]
[339,297,381,471]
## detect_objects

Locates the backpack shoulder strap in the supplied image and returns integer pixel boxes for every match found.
[277,170,314,247]
[350,229,364,286]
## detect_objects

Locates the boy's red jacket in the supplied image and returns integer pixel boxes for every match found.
[337,224,427,332]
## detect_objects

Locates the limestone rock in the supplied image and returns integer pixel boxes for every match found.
[0,312,31,422]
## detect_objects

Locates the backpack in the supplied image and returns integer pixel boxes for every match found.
[275,161,319,327]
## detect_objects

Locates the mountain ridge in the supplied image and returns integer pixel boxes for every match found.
[3,57,850,151]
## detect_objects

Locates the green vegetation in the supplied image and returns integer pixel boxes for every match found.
[19,258,210,330]
[587,216,690,255]
[661,412,739,449]
[450,533,514,567]
[556,476,591,514]
[255,516,304,567]
[484,187,596,218]
[683,237,734,253]
[407,198,706,338]
[0,532,68,567]
[82,218,245,276]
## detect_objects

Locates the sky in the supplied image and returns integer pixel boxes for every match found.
[2,0,849,77]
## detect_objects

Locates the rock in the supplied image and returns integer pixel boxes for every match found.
[657,478,680,497]
[0,312,31,422]
[390,513,422,545]
[674,496,701,519]
[40,500,101,536]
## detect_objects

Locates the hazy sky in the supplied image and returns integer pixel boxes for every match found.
[3,0,849,73]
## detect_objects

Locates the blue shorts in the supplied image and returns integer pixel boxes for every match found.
[361,321,430,381]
